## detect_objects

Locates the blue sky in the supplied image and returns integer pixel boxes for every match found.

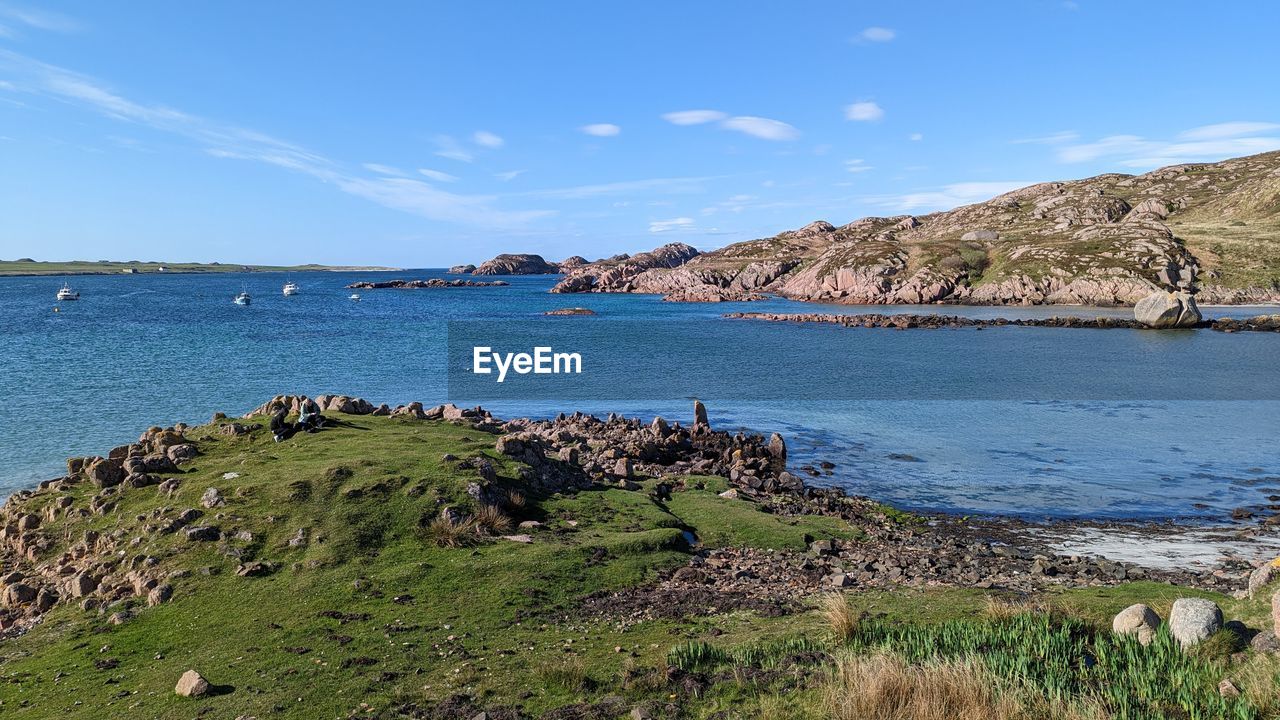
[2,2,1279,267]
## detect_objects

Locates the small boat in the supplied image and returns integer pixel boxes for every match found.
[56,283,79,301]
[233,290,252,306]
[282,281,300,296]
[348,293,361,301]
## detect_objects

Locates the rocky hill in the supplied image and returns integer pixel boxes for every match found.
[471,253,561,275]
[553,152,1280,305]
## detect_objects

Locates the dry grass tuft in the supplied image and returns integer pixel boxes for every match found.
[537,655,588,692]
[981,595,1060,622]
[424,515,475,548]
[504,490,526,511]
[820,593,860,641]
[826,652,1020,720]
[472,504,513,535]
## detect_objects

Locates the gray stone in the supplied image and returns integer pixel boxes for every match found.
[693,399,709,428]
[960,229,1000,242]
[1112,603,1161,645]
[1134,290,1201,328]
[1169,598,1223,648]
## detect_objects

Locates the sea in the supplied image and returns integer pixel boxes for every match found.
[1,270,1277,521]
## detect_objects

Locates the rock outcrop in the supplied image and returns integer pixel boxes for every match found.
[1134,290,1202,328]
[550,243,702,293]
[447,264,476,274]
[550,151,1280,306]
[345,279,508,289]
[472,253,561,275]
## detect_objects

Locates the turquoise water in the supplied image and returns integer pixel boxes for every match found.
[1,270,1277,520]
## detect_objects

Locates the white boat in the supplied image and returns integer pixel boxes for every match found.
[56,283,79,301]
[348,293,361,301]
[282,281,300,296]
[233,290,252,306]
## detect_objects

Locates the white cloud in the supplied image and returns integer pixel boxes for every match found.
[870,181,1032,212]
[494,169,526,182]
[580,123,621,137]
[473,130,504,148]
[720,116,800,141]
[1011,130,1079,145]
[1056,122,1280,167]
[844,101,884,122]
[854,26,895,43]
[433,135,473,162]
[363,162,408,177]
[845,159,874,173]
[649,217,694,233]
[1178,121,1280,141]
[418,168,459,183]
[661,109,727,126]
[909,132,923,141]
[0,50,552,229]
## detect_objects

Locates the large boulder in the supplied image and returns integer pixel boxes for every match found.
[1249,560,1280,597]
[472,253,560,275]
[1134,291,1202,328]
[1112,603,1161,645]
[85,457,125,488]
[1168,598,1223,648]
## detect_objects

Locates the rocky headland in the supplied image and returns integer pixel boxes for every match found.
[548,151,1280,307]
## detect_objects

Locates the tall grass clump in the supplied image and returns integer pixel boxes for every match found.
[820,593,860,641]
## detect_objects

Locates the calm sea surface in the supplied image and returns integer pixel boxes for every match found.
[1,270,1277,520]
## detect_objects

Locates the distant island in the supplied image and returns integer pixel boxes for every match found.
[0,259,400,276]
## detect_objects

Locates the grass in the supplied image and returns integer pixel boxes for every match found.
[1,412,1277,719]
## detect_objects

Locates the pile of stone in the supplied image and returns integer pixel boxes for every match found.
[492,400,799,497]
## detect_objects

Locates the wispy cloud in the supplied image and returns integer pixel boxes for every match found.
[868,181,1031,212]
[909,132,923,141]
[363,162,408,177]
[433,135,473,162]
[662,109,799,141]
[418,168,459,183]
[494,169,525,182]
[853,26,895,43]
[521,176,718,200]
[844,101,884,122]
[649,217,694,233]
[1178,121,1280,141]
[472,130,504,148]
[661,109,727,126]
[0,50,552,229]
[580,123,621,137]
[1011,130,1079,145]
[1056,121,1280,167]
[0,3,81,34]
[845,159,874,173]
[720,116,799,141]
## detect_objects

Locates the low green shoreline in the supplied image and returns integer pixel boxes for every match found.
[0,260,400,276]
[0,399,1277,719]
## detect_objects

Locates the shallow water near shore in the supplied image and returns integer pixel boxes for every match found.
[1,270,1277,521]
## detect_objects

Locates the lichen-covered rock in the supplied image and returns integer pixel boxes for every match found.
[472,253,560,275]
[1168,598,1223,647]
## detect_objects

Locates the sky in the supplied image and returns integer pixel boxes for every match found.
[2,2,1279,267]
